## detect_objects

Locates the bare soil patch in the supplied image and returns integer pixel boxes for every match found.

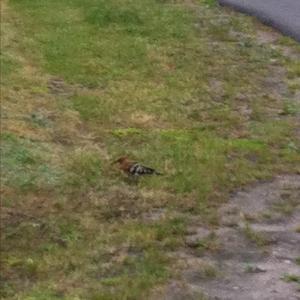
[158,175,300,300]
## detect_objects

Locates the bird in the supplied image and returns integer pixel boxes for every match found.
[113,156,163,177]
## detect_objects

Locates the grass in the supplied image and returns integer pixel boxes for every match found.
[196,261,219,280]
[243,224,270,247]
[1,0,300,299]
[194,232,220,254]
[272,194,299,216]
[244,264,259,273]
[1,133,62,192]
[65,148,103,189]
[282,274,300,284]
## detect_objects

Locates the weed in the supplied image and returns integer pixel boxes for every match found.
[196,233,220,255]
[244,264,255,273]
[282,101,300,116]
[198,262,218,279]
[272,197,299,216]
[282,274,300,284]
[243,224,269,247]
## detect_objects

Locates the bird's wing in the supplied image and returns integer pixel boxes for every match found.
[128,163,139,174]
[129,163,157,176]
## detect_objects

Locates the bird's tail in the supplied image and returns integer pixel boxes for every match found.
[154,171,163,176]
[143,167,163,176]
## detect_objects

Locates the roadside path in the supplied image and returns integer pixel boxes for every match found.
[218,0,300,42]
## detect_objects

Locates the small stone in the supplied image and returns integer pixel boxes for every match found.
[254,266,267,273]
[246,265,267,273]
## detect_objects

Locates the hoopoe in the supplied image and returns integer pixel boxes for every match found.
[113,156,163,177]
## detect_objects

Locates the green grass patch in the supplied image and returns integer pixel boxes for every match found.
[64,148,103,189]
[282,274,300,284]
[96,250,168,300]
[0,52,20,80]
[1,133,62,191]
[2,0,300,298]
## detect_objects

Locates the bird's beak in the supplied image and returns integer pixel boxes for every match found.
[112,159,118,165]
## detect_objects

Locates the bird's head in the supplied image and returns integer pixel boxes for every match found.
[112,156,128,165]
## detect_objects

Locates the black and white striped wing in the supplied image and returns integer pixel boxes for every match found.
[129,163,155,176]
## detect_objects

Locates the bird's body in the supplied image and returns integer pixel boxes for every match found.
[114,157,162,177]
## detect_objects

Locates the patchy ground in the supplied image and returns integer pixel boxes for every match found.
[1,0,299,299]
[157,175,300,300]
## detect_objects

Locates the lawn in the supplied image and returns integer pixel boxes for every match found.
[1,0,299,299]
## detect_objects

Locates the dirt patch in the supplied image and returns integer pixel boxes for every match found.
[256,29,281,45]
[263,66,290,100]
[47,78,74,97]
[159,175,300,300]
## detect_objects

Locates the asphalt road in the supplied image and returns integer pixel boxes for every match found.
[218,0,300,42]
